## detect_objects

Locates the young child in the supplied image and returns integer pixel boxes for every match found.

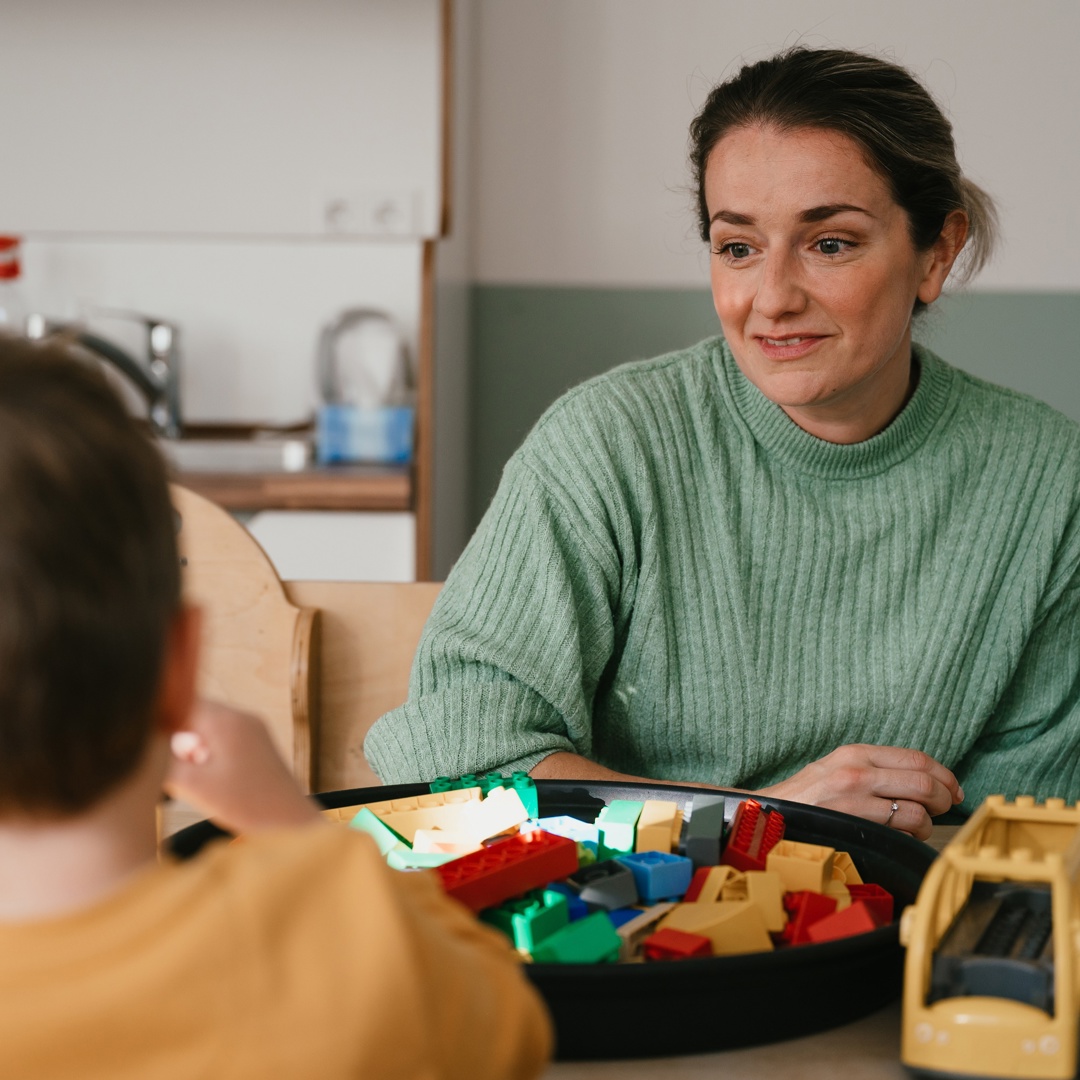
[0,334,553,1079]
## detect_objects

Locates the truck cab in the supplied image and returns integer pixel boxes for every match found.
[900,795,1080,1079]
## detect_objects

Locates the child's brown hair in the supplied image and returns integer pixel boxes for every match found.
[0,333,180,815]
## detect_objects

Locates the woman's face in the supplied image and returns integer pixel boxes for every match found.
[704,124,960,443]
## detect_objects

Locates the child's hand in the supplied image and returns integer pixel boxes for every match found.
[165,700,320,834]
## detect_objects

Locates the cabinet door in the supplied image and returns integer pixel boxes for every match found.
[246,510,416,583]
[0,0,442,238]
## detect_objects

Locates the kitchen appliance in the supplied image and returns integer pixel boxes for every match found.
[315,308,414,464]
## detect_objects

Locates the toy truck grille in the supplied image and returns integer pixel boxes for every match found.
[930,880,1055,1014]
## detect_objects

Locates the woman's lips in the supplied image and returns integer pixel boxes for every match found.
[755,334,827,360]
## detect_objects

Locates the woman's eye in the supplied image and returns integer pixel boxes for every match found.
[815,237,851,256]
[714,241,754,260]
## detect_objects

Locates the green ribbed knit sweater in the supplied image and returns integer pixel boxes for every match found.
[366,338,1080,810]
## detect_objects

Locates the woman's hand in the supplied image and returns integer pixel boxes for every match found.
[165,699,320,835]
[757,744,963,841]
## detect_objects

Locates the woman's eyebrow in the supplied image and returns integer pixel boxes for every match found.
[709,203,876,227]
[710,209,754,226]
[800,203,874,223]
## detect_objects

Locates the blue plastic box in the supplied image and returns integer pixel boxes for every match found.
[316,404,414,464]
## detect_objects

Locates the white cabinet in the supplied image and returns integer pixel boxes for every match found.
[0,0,443,239]
[246,511,416,583]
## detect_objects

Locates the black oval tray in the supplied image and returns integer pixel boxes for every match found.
[169,779,934,1060]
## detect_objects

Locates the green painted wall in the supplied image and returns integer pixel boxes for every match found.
[468,287,1080,531]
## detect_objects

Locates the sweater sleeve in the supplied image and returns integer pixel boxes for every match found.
[377,851,555,1080]
[233,827,553,1079]
[365,421,631,784]
[956,559,1080,809]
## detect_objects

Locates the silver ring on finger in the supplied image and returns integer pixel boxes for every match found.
[885,800,900,828]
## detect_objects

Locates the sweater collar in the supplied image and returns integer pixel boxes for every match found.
[717,338,956,480]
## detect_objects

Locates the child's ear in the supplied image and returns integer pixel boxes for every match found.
[154,606,202,735]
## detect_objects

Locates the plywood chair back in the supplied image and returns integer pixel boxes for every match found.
[171,485,318,791]
[284,580,442,791]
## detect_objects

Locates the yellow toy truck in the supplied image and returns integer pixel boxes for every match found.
[899,795,1080,1079]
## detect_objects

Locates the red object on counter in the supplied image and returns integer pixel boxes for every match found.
[0,236,20,279]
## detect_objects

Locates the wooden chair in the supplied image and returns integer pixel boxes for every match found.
[172,485,320,790]
[171,485,440,797]
[283,579,441,791]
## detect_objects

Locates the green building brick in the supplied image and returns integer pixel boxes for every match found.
[386,846,459,870]
[479,771,507,796]
[530,911,621,964]
[432,772,506,795]
[596,800,643,859]
[576,842,597,867]
[430,773,480,792]
[348,807,407,855]
[481,888,569,951]
[510,772,540,818]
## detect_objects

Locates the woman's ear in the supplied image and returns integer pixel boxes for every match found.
[153,605,202,736]
[917,210,970,306]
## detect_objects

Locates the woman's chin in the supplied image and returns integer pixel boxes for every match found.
[746,369,840,412]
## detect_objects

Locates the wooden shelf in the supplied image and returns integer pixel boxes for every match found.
[176,464,412,512]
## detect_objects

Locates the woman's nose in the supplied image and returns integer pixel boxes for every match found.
[752,252,807,320]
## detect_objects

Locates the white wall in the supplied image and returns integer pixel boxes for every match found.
[470,0,1080,290]
[0,0,442,239]
[21,238,422,424]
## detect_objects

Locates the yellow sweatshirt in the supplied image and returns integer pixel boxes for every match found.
[0,825,552,1079]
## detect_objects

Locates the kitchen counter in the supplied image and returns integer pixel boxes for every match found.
[161,424,413,513]
[174,462,412,512]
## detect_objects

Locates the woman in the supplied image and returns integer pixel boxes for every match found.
[366,48,1080,840]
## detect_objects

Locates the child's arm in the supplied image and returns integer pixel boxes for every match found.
[170,703,554,1076]
[382,864,555,1079]
[171,701,554,1076]
[164,700,320,834]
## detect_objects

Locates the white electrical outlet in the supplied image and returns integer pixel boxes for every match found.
[320,189,419,236]
[322,195,355,233]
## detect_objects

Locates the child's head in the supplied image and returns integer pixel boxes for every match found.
[0,333,181,817]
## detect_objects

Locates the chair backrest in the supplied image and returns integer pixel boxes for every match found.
[284,580,441,791]
[171,484,440,795]
[171,485,318,790]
